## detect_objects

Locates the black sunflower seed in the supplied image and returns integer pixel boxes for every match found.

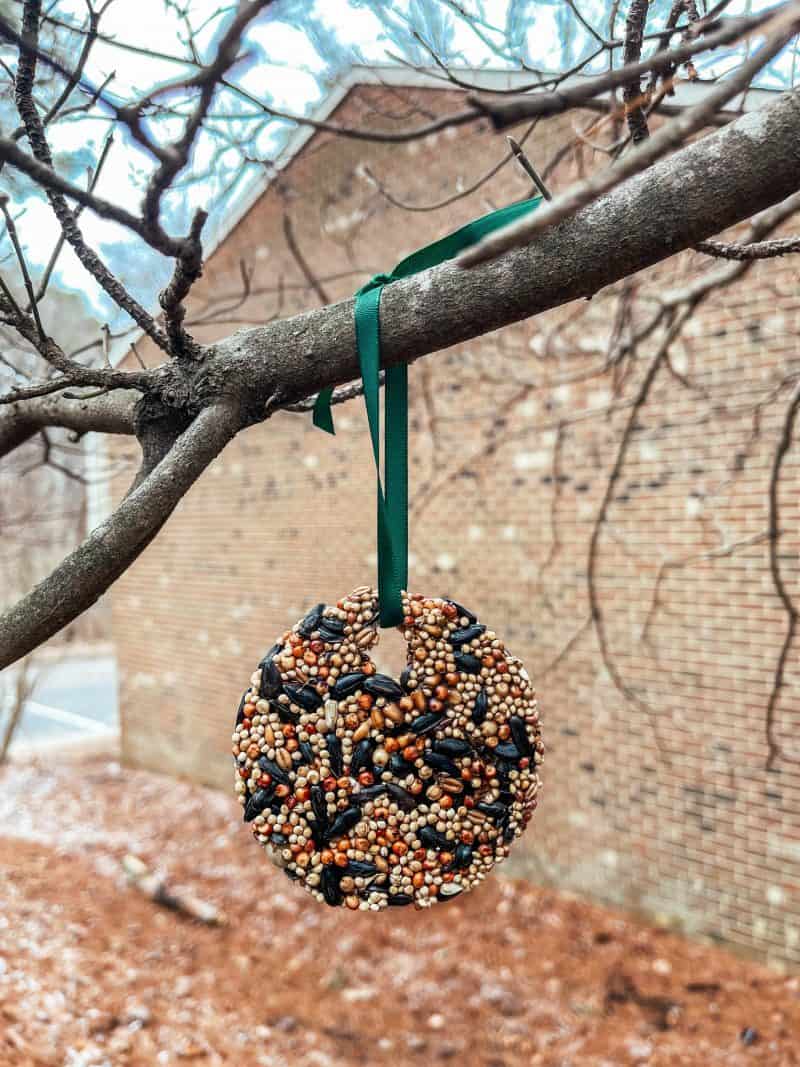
[423,752,460,776]
[419,826,451,851]
[495,742,523,762]
[503,823,516,844]
[509,716,532,756]
[387,893,414,906]
[385,783,417,811]
[311,784,328,828]
[449,623,486,646]
[454,652,482,674]
[388,753,411,778]
[350,739,374,776]
[318,628,344,645]
[321,866,343,907]
[355,783,388,805]
[347,860,378,877]
[284,683,323,711]
[433,738,471,758]
[235,691,248,726]
[410,712,444,735]
[447,600,477,624]
[260,658,283,699]
[364,674,403,701]
[495,761,512,786]
[243,787,274,822]
[400,668,413,692]
[274,701,299,724]
[325,733,343,776]
[331,672,367,700]
[454,843,474,868]
[327,807,360,840]
[298,603,325,637]
[270,832,287,846]
[257,756,290,786]
[477,801,507,822]
[298,741,315,766]
[320,615,345,635]
[472,689,489,725]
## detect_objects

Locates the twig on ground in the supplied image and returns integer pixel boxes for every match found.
[122,854,226,926]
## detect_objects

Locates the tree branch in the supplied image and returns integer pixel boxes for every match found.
[459,7,800,267]
[696,234,800,259]
[0,400,238,667]
[210,90,800,421]
[0,388,138,456]
[13,0,169,349]
[622,0,652,143]
[765,379,800,769]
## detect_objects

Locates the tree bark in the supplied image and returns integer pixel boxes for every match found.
[205,91,800,417]
[0,389,138,455]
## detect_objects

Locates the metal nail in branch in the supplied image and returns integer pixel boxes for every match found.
[228,191,551,911]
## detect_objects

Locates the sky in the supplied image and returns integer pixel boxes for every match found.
[0,0,790,332]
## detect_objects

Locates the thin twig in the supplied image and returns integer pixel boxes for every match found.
[507,136,553,199]
[0,197,45,340]
[765,379,800,769]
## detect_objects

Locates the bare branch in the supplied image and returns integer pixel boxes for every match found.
[0,197,45,341]
[136,1,273,236]
[34,130,115,304]
[282,213,333,306]
[157,208,208,359]
[765,379,800,769]
[459,6,800,267]
[0,388,138,457]
[13,0,169,348]
[622,0,652,143]
[585,308,692,750]
[696,235,800,258]
[0,400,239,668]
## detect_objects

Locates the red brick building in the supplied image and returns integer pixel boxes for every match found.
[109,68,800,967]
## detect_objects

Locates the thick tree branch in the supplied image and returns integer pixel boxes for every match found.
[0,388,138,456]
[207,91,800,419]
[0,400,238,667]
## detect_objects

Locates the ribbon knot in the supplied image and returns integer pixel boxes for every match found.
[359,272,394,294]
[312,195,543,627]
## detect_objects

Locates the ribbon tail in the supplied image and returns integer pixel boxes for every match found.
[312,388,336,435]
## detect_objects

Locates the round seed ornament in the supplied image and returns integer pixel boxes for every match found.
[232,587,542,910]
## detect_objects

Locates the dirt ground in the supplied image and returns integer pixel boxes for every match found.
[0,757,798,1067]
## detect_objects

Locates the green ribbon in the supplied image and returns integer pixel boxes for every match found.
[313,194,543,627]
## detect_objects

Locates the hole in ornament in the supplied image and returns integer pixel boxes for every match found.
[370,623,408,680]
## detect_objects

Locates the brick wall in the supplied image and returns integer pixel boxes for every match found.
[110,84,800,967]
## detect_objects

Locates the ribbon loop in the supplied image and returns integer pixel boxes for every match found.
[313,196,544,627]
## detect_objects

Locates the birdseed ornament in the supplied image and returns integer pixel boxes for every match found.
[232,587,542,910]
[231,196,547,909]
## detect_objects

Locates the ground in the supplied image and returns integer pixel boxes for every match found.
[0,757,798,1067]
